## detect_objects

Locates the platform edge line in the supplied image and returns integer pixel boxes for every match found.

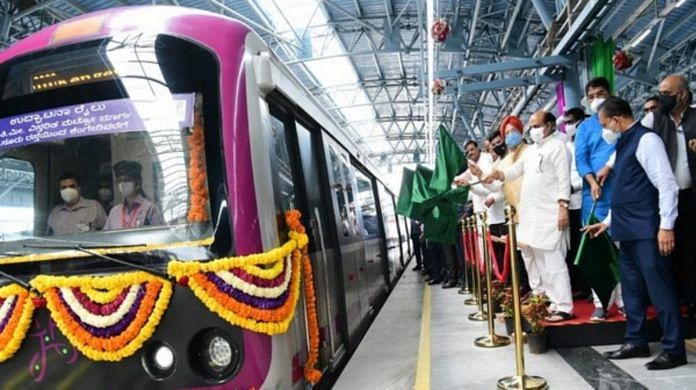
[414,285,431,390]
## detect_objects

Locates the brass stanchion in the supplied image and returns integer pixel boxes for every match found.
[463,217,478,306]
[468,213,487,321]
[460,218,473,295]
[474,211,510,348]
[497,206,548,390]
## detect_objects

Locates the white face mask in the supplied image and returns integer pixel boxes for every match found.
[565,123,577,138]
[590,98,606,114]
[60,187,79,204]
[601,128,621,144]
[98,188,113,201]
[118,182,136,198]
[529,126,545,143]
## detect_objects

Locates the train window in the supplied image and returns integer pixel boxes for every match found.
[0,34,221,271]
[270,114,295,211]
[354,169,379,237]
[0,158,35,239]
[328,145,357,237]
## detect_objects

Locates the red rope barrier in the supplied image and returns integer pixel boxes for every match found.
[487,231,510,282]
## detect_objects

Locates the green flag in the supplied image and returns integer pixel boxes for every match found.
[574,213,620,310]
[591,36,615,91]
[429,124,467,193]
[395,168,415,218]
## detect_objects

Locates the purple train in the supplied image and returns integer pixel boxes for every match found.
[0,6,411,389]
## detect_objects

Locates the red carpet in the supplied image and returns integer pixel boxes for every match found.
[544,299,630,327]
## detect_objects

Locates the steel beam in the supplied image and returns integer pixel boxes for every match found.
[438,55,576,79]
[531,0,553,30]
[457,74,562,94]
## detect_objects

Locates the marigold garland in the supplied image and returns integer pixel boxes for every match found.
[31,272,172,361]
[0,284,34,363]
[187,102,210,223]
[169,209,322,383]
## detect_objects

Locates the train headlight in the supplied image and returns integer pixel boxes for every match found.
[207,336,233,370]
[142,341,176,380]
[189,328,241,382]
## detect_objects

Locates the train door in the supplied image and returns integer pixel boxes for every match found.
[266,101,348,376]
[294,120,347,368]
[377,184,402,284]
[324,140,369,340]
[353,167,387,305]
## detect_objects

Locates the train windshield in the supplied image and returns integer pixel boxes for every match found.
[0,34,219,258]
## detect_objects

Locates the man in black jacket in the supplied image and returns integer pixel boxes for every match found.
[644,74,696,313]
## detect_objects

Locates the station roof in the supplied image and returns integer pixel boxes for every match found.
[1,0,695,181]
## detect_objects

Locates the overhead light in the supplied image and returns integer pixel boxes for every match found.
[630,29,652,48]
[675,0,687,7]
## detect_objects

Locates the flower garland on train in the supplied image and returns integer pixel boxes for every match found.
[168,209,322,383]
[31,272,172,361]
[0,284,34,362]
[0,211,322,383]
[187,99,211,223]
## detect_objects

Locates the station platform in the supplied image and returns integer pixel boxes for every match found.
[334,269,696,390]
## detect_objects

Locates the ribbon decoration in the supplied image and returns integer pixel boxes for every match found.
[486,231,511,282]
[472,226,485,273]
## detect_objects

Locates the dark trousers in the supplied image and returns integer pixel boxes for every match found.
[673,190,696,305]
[567,209,589,293]
[428,242,444,282]
[411,235,422,268]
[443,244,458,282]
[620,239,684,355]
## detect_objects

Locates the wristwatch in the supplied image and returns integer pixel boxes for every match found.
[559,200,569,209]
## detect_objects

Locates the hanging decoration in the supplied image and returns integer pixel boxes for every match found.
[187,98,211,223]
[431,18,451,43]
[0,284,34,363]
[31,272,172,361]
[431,79,446,96]
[169,210,322,383]
[612,50,634,71]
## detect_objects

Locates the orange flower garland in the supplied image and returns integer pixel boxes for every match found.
[0,284,34,362]
[31,272,172,361]
[301,245,322,384]
[187,103,210,223]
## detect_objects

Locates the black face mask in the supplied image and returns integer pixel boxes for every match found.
[493,143,507,157]
[659,94,678,113]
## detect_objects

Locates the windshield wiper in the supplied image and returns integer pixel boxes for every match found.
[0,270,32,291]
[23,240,170,280]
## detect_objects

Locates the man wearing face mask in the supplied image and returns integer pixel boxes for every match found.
[104,160,163,230]
[453,139,507,275]
[631,75,696,315]
[584,97,684,370]
[575,77,616,228]
[485,111,574,322]
[46,172,107,236]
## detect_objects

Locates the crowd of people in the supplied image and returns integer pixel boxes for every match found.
[412,73,695,370]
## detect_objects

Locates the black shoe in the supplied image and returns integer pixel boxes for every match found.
[603,344,651,360]
[412,266,422,271]
[427,279,443,285]
[645,352,687,370]
[442,281,457,289]
[457,288,469,295]
[424,277,433,283]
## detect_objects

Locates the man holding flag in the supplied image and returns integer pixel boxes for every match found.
[484,111,574,322]
[584,97,685,370]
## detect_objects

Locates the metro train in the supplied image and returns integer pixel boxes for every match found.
[0,6,412,389]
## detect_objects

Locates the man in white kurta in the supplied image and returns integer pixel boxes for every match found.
[486,111,574,321]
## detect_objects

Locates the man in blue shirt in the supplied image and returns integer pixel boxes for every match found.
[575,77,615,224]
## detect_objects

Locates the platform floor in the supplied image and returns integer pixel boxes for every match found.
[334,269,696,389]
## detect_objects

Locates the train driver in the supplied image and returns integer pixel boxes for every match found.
[104,160,163,230]
[46,172,107,235]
